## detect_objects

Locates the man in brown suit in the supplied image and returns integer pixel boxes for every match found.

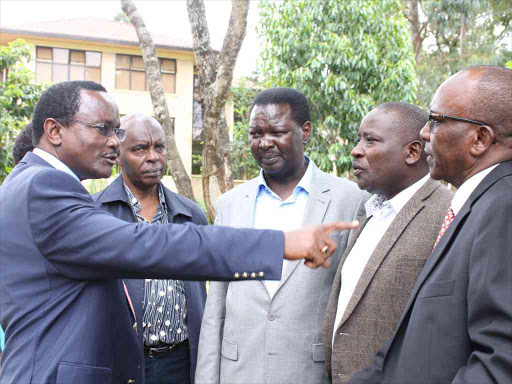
[323,102,453,384]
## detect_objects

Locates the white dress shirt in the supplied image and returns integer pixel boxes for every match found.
[450,164,499,215]
[332,174,430,343]
[253,156,313,299]
[32,148,81,182]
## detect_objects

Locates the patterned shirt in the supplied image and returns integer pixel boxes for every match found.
[123,182,188,347]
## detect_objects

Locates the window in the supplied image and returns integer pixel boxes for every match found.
[35,47,101,83]
[115,54,176,93]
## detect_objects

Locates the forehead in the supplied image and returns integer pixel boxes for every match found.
[123,118,166,142]
[431,73,478,114]
[359,108,396,135]
[249,103,293,124]
[77,90,119,121]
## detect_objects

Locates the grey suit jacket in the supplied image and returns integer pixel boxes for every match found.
[195,164,369,384]
[323,178,453,384]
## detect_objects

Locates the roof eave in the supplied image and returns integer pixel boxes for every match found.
[2,28,194,52]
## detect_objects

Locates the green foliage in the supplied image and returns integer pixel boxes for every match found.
[258,0,417,174]
[414,0,512,108]
[230,80,261,180]
[0,39,45,182]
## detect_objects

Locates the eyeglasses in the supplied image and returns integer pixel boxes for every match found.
[57,118,126,141]
[428,111,490,131]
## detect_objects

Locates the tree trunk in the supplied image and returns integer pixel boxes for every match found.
[121,0,195,202]
[187,0,250,222]
[403,0,425,63]
[460,14,467,57]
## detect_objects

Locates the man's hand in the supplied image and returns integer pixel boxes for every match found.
[284,221,360,269]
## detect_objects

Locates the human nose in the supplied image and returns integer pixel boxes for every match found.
[146,147,159,162]
[107,134,120,151]
[420,122,431,142]
[351,141,363,158]
[259,135,274,149]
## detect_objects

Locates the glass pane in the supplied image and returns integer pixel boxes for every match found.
[132,56,145,70]
[160,59,176,73]
[69,65,85,81]
[52,64,69,83]
[53,48,69,64]
[87,67,101,83]
[86,51,101,67]
[162,73,175,93]
[35,62,52,83]
[115,70,130,89]
[36,47,52,61]
[131,71,145,91]
[70,51,85,64]
[116,54,130,69]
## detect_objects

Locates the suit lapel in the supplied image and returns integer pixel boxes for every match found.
[276,167,332,290]
[337,178,440,329]
[241,179,258,227]
[386,164,512,357]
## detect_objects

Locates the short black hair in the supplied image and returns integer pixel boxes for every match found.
[32,81,107,145]
[12,123,34,164]
[250,87,310,126]
[462,66,512,145]
[375,102,428,144]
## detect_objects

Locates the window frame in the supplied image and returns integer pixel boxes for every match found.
[115,54,176,93]
[35,46,102,84]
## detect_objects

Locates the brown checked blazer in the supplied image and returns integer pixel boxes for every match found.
[323,178,453,384]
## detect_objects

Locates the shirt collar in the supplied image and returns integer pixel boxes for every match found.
[451,163,499,215]
[256,155,313,199]
[365,173,430,218]
[33,148,81,182]
[123,181,167,215]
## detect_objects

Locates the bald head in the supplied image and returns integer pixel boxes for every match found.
[120,114,164,142]
[453,66,512,146]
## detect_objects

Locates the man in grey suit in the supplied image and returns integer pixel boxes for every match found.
[323,102,453,383]
[195,88,368,384]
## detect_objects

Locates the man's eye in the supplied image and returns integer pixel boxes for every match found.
[249,132,260,138]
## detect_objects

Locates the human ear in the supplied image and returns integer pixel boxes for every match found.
[405,140,422,165]
[470,125,495,157]
[302,121,311,144]
[43,118,63,146]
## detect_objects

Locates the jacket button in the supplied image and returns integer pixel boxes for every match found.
[234,272,240,278]
[258,271,264,277]
[267,313,275,321]
[250,272,256,278]
[242,272,248,278]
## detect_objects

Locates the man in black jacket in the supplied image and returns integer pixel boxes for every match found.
[94,114,206,384]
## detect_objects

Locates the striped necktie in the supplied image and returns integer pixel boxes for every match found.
[433,207,455,249]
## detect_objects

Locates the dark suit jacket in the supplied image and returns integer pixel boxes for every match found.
[324,178,453,383]
[93,176,208,384]
[0,152,284,384]
[349,160,512,384]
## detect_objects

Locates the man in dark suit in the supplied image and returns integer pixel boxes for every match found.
[350,66,512,383]
[94,114,207,384]
[323,102,452,383]
[0,81,356,384]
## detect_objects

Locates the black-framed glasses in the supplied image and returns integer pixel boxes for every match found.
[57,118,126,141]
[428,111,490,131]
